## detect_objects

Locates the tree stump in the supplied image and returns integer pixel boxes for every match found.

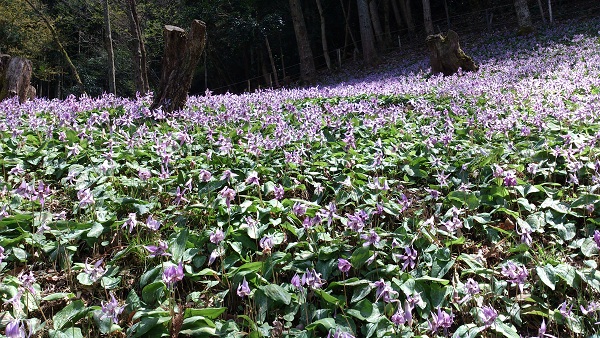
[151,20,206,112]
[426,30,478,76]
[0,55,36,103]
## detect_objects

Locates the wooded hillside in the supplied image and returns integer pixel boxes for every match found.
[0,0,596,98]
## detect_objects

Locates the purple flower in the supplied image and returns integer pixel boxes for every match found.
[138,168,151,180]
[173,186,189,205]
[480,305,498,328]
[199,169,212,182]
[503,170,518,187]
[220,170,237,181]
[400,246,417,271]
[83,258,106,283]
[318,202,338,227]
[259,235,274,251]
[558,301,573,318]
[144,240,171,258]
[594,230,600,249]
[5,319,25,338]
[304,215,322,230]
[372,279,398,303]
[292,202,307,217]
[428,307,454,335]
[31,181,51,208]
[100,292,124,324]
[346,212,366,232]
[273,184,284,200]
[360,229,381,247]
[460,278,480,303]
[291,273,302,289]
[517,221,533,246]
[338,258,352,274]
[210,229,225,244]
[237,277,251,298]
[123,213,137,233]
[0,246,6,265]
[77,188,94,208]
[219,187,236,209]
[580,301,600,315]
[162,261,184,287]
[145,215,161,231]
[302,269,325,289]
[501,261,528,293]
[245,171,260,186]
[391,301,414,326]
[18,271,36,295]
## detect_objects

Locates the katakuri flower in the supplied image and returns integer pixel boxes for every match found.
[77,188,95,208]
[210,229,225,244]
[480,305,498,328]
[162,261,184,287]
[237,277,251,298]
[400,246,418,271]
[5,319,26,338]
[100,292,124,324]
[338,258,352,275]
[83,258,106,283]
[144,240,171,258]
[428,307,454,335]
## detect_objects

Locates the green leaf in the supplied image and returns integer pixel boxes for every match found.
[42,293,76,301]
[53,300,88,330]
[570,194,600,208]
[142,281,166,305]
[536,265,557,290]
[87,222,104,238]
[184,307,227,320]
[259,284,291,305]
[350,283,373,304]
[48,327,84,338]
[493,320,519,338]
[581,238,599,257]
[306,318,336,332]
[172,228,189,262]
[314,289,345,307]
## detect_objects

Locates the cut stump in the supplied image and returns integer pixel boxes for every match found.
[426,30,478,76]
[0,55,36,103]
[151,20,206,112]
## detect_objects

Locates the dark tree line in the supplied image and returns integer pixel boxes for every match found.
[0,0,593,98]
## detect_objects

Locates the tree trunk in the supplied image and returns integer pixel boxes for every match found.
[514,0,534,34]
[548,0,553,24]
[390,0,403,29]
[369,0,385,47]
[126,0,149,94]
[264,35,280,87]
[103,0,116,95]
[422,0,434,35]
[315,0,332,70]
[0,55,36,103]
[151,20,206,112]
[426,30,478,76]
[357,0,378,66]
[383,0,393,46]
[24,0,85,94]
[289,0,316,84]
[536,0,547,25]
[399,0,415,36]
[340,0,359,57]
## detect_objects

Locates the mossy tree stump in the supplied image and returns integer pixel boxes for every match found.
[151,20,206,112]
[0,55,36,103]
[426,30,478,76]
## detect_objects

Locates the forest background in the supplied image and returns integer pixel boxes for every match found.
[0,0,597,99]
